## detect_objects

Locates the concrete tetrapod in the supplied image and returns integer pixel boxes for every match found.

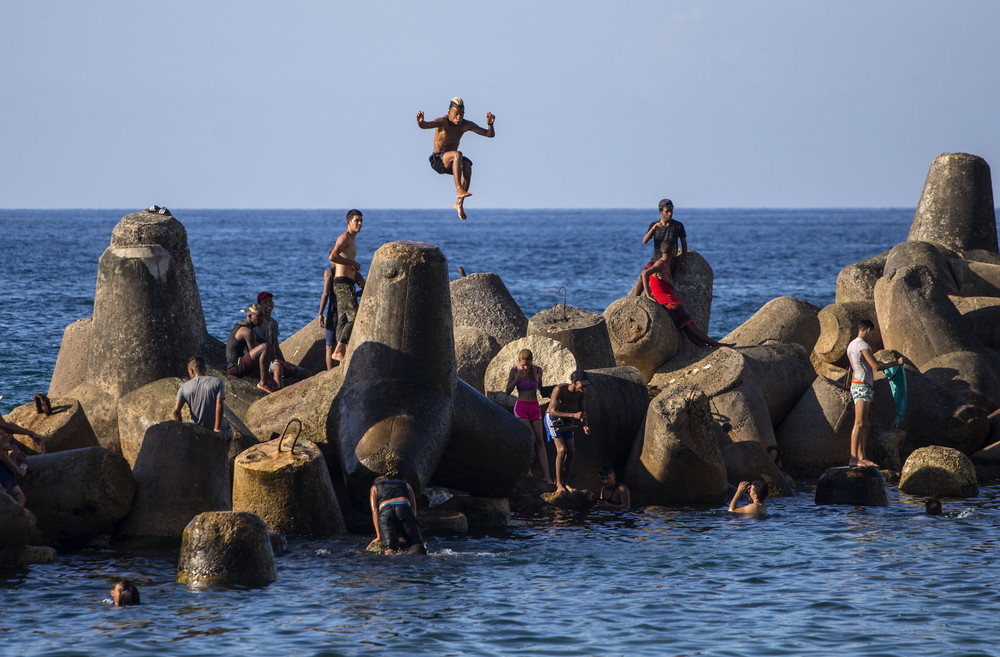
[22,446,135,547]
[950,296,1000,351]
[116,421,231,542]
[528,305,616,371]
[4,398,99,455]
[722,296,820,354]
[812,301,879,367]
[454,325,502,394]
[908,153,998,256]
[278,318,327,374]
[919,350,1000,413]
[177,511,276,587]
[835,251,887,305]
[948,259,1000,298]
[899,446,978,498]
[882,241,959,295]
[233,432,346,537]
[450,272,527,346]
[625,387,727,507]
[603,294,678,382]
[48,317,91,397]
[431,379,533,498]
[814,467,888,506]
[484,335,579,408]
[0,494,39,548]
[336,241,456,507]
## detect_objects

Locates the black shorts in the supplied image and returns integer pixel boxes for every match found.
[429,152,472,175]
[377,503,424,550]
[0,463,19,495]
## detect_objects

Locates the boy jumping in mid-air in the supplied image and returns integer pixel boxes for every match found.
[416,97,495,220]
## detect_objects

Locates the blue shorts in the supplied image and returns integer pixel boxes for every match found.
[0,463,19,495]
[544,414,575,442]
[325,328,337,347]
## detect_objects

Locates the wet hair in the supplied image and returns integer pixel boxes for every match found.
[856,319,874,334]
[660,240,677,257]
[518,348,533,362]
[346,209,363,221]
[925,499,942,516]
[113,578,140,606]
[187,356,206,374]
[750,480,768,501]
[598,466,615,477]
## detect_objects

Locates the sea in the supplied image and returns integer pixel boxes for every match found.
[3,207,1000,656]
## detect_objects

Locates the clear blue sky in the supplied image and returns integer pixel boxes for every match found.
[2,1,998,209]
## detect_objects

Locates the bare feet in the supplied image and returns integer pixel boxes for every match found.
[456,190,472,199]
[454,200,467,220]
[257,382,276,394]
[544,479,556,486]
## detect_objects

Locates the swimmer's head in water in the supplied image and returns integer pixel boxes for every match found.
[750,480,768,502]
[926,499,942,515]
[110,578,140,607]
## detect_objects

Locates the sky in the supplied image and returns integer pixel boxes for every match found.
[2,1,999,209]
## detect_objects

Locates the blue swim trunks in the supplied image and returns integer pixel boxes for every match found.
[544,414,575,442]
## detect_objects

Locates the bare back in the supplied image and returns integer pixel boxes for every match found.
[330,232,358,279]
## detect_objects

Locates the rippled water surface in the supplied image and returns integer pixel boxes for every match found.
[3,486,1000,656]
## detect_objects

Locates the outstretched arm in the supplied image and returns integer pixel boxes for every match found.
[0,418,41,441]
[416,111,445,129]
[465,113,496,137]
[862,349,903,372]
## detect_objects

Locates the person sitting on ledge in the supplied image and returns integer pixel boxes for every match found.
[638,241,734,349]
[225,304,277,393]
[254,291,309,389]
[728,480,767,515]
[173,356,232,439]
[590,466,630,509]
[368,476,427,555]
[109,578,140,607]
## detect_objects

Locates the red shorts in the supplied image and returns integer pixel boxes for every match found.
[227,352,255,377]
[514,400,541,422]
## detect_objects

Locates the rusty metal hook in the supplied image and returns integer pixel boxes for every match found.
[557,285,568,321]
[276,418,303,455]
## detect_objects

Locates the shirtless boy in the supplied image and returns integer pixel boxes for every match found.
[416,97,495,220]
[328,210,366,364]
[225,304,276,393]
[545,370,591,493]
[728,480,768,515]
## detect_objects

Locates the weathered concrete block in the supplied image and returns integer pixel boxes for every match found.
[279,317,326,374]
[625,388,727,507]
[920,350,1000,413]
[22,446,134,547]
[899,445,978,498]
[720,440,794,497]
[116,421,231,541]
[775,376,853,477]
[450,272,527,346]
[454,325,502,394]
[233,437,346,537]
[835,252,887,305]
[603,295,678,381]
[882,241,959,295]
[723,296,820,353]
[48,317,92,398]
[4,398,98,455]
[0,493,39,547]
[484,335,579,407]
[528,305,616,371]
[815,467,888,506]
[437,495,511,528]
[908,152,997,255]
[813,301,879,366]
[951,296,1000,351]
[177,511,276,587]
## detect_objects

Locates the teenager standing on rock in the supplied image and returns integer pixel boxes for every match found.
[505,349,553,486]
[845,320,903,468]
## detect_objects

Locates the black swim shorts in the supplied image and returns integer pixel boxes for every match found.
[429,152,472,175]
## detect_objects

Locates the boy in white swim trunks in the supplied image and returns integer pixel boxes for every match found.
[845,320,903,467]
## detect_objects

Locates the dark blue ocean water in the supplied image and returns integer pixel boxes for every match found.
[7,208,1000,657]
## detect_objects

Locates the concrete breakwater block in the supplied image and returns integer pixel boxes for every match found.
[835,251,887,305]
[951,296,1000,351]
[431,379,533,498]
[948,259,1000,298]
[0,493,40,547]
[909,152,998,256]
[418,508,468,534]
[813,301,879,367]
[177,511,276,587]
[899,445,978,498]
[775,376,853,478]
[569,366,649,493]
[116,421,230,541]
[919,350,1000,414]
[454,325,502,394]
[0,545,57,567]
[528,305,616,371]
[336,241,455,504]
[720,440,793,497]
[450,272,527,346]
[722,296,820,354]
[233,435,346,537]
[437,495,511,528]
[625,387,727,507]
[4,398,98,455]
[883,241,959,295]
[48,317,92,398]
[63,383,120,454]
[664,250,714,357]
[603,295,678,382]
[814,467,888,506]
[22,446,134,547]
[484,335,579,407]
[117,377,185,466]
[278,317,326,375]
